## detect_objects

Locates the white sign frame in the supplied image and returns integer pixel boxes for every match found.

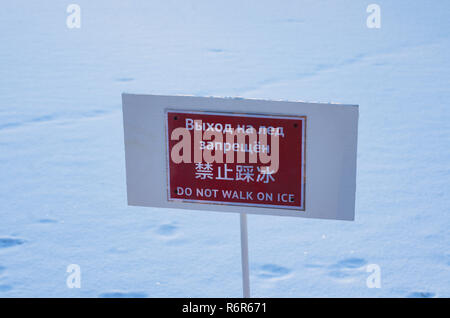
[122,93,358,221]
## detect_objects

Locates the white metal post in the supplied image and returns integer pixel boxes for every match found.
[240,213,250,298]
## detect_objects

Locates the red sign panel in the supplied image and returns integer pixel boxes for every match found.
[166,111,306,210]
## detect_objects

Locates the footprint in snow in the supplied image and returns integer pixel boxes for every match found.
[333,258,367,269]
[256,264,292,280]
[0,238,24,249]
[327,258,367,282]
[407,291,435,298]
[154,223,183,241]
[207,48,224,53]
[156,224,178,236]
[38,219,58,224]
[0,285,12,292]
[99,291,147,298]
[116,77,134,82]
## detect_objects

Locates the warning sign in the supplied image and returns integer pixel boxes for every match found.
[166,111,306,210]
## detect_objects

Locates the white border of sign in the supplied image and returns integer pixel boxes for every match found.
[164,110,307,211]
[122,94,358,221]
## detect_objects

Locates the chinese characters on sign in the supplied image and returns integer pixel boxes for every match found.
[166,111,306,210]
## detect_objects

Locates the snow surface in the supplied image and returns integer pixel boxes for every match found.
[0,0,449,297]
